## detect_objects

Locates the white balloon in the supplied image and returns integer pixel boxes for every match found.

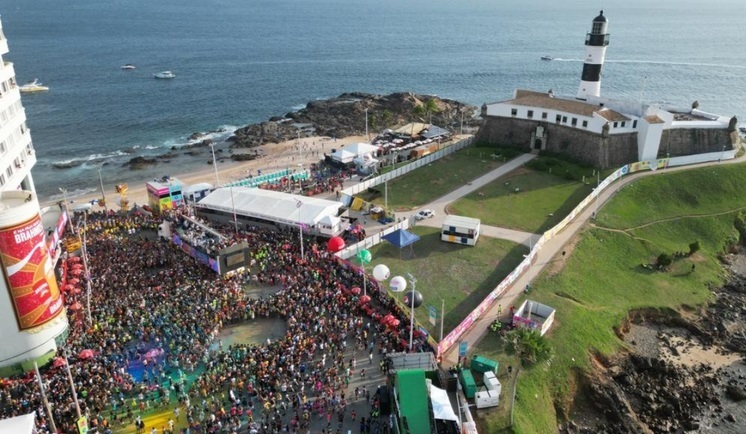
[390,276,407,293]
[372,264,390,282]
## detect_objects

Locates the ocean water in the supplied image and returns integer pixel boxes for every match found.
[2,0,745,201]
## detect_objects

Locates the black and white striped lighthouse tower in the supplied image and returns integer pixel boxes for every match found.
[577,10,610,100]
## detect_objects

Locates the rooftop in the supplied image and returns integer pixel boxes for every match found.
[505,90,628,121]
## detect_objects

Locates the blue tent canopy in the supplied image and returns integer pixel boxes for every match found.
[382,229,420,248]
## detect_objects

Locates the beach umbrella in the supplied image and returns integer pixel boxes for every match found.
[355,249,372,265]
[69,302,83,311]
[327,236,345,253]
[381,314,395,325]
[359,295,371,304]
[52,357,66,368]
[78,349,94,360]
[350,286,361,295]
[389,318,401,327]
[372,264,390,281]
[402,290,424,309]
[390,276,407,293]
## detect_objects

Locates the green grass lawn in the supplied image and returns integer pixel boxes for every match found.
[473,162,746,433]
[358,145,523,211]
[365,226,528,338]
[448,167,595,233]
[598,164,746,230]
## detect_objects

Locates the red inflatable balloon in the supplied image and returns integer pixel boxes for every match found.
[327,236,345,253]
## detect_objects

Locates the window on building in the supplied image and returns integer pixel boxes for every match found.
[613,122,618,128]
[0,141,5,154]
[527,110,534,119]
[6,166,13,178]
[571,118,578,126]
[0,174,5,186]
[511,108,517,116]
[621,121,626,127]
[582,120,588,128]
[555,114,561,123]
[562,116,568,123]
[542,112,548,119]
[633,120,638,128]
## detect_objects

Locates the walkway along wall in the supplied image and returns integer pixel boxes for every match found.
[436,148,738,357]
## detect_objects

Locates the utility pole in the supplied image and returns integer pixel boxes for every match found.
[59,188,75,234]
[209,143,220,186]
[63,350,82,419]
[34,361,58,434]
[365,108,369,142]
[96,167,107,213]
[81,212,93,326]
[407,273,417,352]
[440,298,445,342]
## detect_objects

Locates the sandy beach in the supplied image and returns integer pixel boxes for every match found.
[44,134,370,211]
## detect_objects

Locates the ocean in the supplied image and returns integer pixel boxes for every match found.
[2,0,745,201]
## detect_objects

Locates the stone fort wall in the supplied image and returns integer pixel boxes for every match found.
[476,116,735,168]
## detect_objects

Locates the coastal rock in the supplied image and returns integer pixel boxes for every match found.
[122,156,157,170]
[228,92,478,148]
[230,153,260,162]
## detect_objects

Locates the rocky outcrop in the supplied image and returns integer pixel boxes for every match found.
[122,156,157,170]
[228,92,478,148]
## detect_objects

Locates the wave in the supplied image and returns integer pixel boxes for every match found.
[51,149,134,169]
[551,57,746,70]
[46,187,98,202]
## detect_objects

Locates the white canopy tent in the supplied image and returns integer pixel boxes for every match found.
[0,413,37,434]
[429,385,458,422]
[331,143,379,164]
[197,188,344,235]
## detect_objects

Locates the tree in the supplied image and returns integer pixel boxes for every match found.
[657,253,673,268]
[504,327,552,366]
[413,99,441,125]
[688,240,701,256]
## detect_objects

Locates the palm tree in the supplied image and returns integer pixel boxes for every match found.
[505,327,552,366]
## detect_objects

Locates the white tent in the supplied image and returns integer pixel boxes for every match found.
[330,148,357,164]
[331,143,379,164]
[197,188,344,230]
[0,413,37,434]
[429,385,458,422]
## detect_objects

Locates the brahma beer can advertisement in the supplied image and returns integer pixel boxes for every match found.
[0,214,63,330]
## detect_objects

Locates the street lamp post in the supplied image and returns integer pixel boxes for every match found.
[295,199,305,260]
[365,108,369,142]
[96,167,107,213]
[62,350,82,419]
[209,143,220,186]
[34,361,58,434]
[407,273,418,352]
[81,212,93,326]
[229,184,238,234]
[59,188,75,234]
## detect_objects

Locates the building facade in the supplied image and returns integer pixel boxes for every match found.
[0,16,68,370]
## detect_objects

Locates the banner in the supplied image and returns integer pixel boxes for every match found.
[0,214,64,330]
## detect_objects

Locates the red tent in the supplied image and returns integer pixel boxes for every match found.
[78,349,94,360]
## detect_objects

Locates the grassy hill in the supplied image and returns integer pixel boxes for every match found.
[476,162,746,433]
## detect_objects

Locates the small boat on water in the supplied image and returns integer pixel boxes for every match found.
[154,71,175,79]
[541,55,554,61]
[19,79,49,93]
[121,64,136,70]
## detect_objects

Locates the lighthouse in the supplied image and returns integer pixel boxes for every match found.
[577,10,610,100]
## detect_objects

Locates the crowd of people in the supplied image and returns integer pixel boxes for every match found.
[0,208,432,434]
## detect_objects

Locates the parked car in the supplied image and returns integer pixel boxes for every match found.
[415,209,435,220]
